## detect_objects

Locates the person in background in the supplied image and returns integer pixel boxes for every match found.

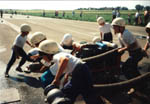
[97,17,113,42]
[144,8,150,26]
[112,8,117,21]
[116,9,120,17]
[135,10,140,25]
[127,13,131,25]
[5,24,34,77]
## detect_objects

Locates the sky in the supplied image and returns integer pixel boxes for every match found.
[0,1,150,10]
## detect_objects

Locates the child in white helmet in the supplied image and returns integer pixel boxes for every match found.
[22,32,47,73]
[97,17,113,42]
[38,40,104,104]
[5,24,34,77]
[60,33,81,54]
[144,22,150,52]
[111,17,144,80]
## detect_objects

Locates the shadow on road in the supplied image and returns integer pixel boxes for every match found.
[9,75,42,88]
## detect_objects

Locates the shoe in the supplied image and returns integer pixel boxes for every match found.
[5,73,9,78]
[16,67,23,72]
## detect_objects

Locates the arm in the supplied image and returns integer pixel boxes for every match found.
[51,57,69,86]
[26,40,34,48]
[144,41,149,51]
[100,32,103,41]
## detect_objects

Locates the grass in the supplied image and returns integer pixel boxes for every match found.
[10,10,148,26]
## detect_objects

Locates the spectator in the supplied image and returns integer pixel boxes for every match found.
[135,10,140,25]
[43,10,45,17]
[80,11,83,18]
[144,9,150,26]
[55,11,58,17]
[112,8,117,21]
[127,13,131,25]
[62,11,65,17]
[0,9,3,18]
[116,10,120,17]
[72,11,75,17]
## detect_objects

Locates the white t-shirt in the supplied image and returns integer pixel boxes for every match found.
[49,52,81,75]
[28,48,39,56]
[118,29,141,51]
[13,35,27,48]
[99,23,112,39]
[112,10,116,16]
[135,12,139,18]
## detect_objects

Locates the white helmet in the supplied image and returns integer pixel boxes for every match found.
[97,17,105,24]
[20,24,31,32]
[111,17,126,27]
[30,32,46,46]
[146,22,150,29]
[39,40,61,54]
[92,36,100,44]
[61,33,73,46]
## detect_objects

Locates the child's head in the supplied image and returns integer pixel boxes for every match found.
[20,24,31,35]
[97,17,105,26]
[38,40,63,60]
[146,22,150,35]
[61,33,73,46]
[30,32,47,47]
[111,17,126,35]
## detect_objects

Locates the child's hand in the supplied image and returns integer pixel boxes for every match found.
[51,79,60,87]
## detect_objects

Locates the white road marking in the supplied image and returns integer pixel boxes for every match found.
[3,19,20,33]
[0,46,6,53]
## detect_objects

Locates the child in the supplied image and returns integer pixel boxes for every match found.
[5,24,33,77]
[23,32,47,73]
[144,22,150,52]
[111,17,144,79]
[38,40,104,104]
[97,17,113,42]
[60,33,81,54]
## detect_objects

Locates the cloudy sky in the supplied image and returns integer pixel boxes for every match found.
[0,1,150,10]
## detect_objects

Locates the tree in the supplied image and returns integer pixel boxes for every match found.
[145,6,150,10]
[135,4,144,11]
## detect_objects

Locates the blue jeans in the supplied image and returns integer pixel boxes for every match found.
[5,47,33,74]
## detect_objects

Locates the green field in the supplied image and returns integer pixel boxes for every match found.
[11,10,147,26]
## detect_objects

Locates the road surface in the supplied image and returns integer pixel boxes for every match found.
[0,14,150,104]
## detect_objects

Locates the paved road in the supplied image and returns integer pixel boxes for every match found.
[0,14,150,104]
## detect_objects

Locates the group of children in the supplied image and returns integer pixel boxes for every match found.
[4,17,150,103]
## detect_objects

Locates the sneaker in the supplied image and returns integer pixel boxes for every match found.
[16,67,23,72]
[5,73,9,78]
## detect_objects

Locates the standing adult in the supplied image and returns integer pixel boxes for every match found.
[0,9,3,18]
[144,9,150,26]
[135,10,140,25]
[112,8,117,21]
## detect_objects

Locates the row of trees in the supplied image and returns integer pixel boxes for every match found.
[77,5,150,11]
